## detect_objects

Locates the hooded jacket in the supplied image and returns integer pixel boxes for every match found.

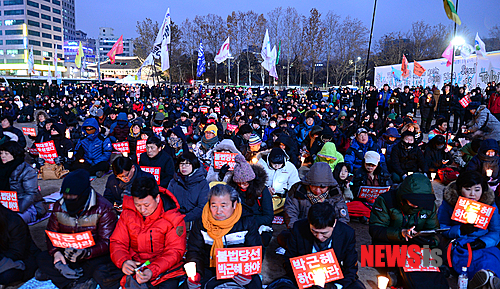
[466,139,500,179]
[469,105,500,141]
[206,139,241,183]
[257,151,300,196]
[284,164,349,229]
[109,112,131,142]
[438,181,500,248]
[369,174,439,246]
[345,138,386,172]
[47,189,118,259]
[75,118,112,166]
[167,167,210,223]
[314,142,344,172]
[139,149,175,188]
[110,189,186,287]
[9,162,46,216]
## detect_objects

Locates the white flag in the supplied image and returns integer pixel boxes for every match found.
[153,8,171,58]
[28,46,35,74]
[54,46,59,78]
[460,43,474,59]
[136,52,155,79]
[214,37,230,64]
[160,9,171,71]
[269,45,278,79]
[475,33,487,58]
[261,29,272,71]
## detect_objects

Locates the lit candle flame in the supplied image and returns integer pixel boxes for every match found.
[466,211,478,224]
[431,172,436,181]
[184,262,197,279]
[381,148,386,155]
[378,276,390,289]
[123,152,128,158]
[251,157,258,164]
[486,169,493,177]
[312,268,326,288]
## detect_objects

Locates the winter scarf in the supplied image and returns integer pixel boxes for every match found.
[0,158,23,191]
[202,202,242,267]
[201,135,219,152]
[306,190,329,204]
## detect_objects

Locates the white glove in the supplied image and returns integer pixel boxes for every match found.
[258,225,273,234]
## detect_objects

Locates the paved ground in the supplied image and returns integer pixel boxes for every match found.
[13,118,457,289]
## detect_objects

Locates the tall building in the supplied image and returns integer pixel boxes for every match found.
[0,0,66,75]
[97,27,134,61]
[61,0,75,41]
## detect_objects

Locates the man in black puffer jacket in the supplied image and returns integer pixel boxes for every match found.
[138,136,175,188]
[390,131,427,183]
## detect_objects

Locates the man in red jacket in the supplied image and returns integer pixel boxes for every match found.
[110,177,186,289]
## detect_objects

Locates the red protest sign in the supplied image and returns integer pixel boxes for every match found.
[451,196,496,230]
[152,126,163,135]
[140,167,161,185]
[214,107,220,113]
[358,186,390,202]
[35,141,58,164]
[215,246,262,279]
[226,124,238,132]
[273,216,284,225]
[0,191,19,212]
[112,142,130,153]
[403,248,440,272]
[136,139,147,163]
[214,152,238,170]
[290,249,344,289]
[200,107,208,113]
[45,230,95,249]
[22,127,36,136]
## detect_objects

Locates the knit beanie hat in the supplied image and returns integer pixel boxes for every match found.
[61,169,91,196]
[232,154,255,183]
[248,134,262,146]
[205,124,218,135]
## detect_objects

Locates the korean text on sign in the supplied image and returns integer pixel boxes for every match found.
[215,246,262,280]
[152,126,163,135]
[112,142,130,153]
[358,186,390,202]
[22,127,37,137]
[403,248,440,272]
[35,141,58,164]
[290,249,344,289]
[226,124,238,132]
[136,140,147,163]
[0,191,19,212]
[140,167,161,185]
[451,196,496,230]
[213,152,238,170]
[45,230,95,249]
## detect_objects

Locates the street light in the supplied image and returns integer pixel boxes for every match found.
[351,56,361,87]
[449,35,464,88]
[452,36,465,46]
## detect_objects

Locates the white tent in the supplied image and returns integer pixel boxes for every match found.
[116,75,147,84]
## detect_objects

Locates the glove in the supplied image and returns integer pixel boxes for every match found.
[54,156,63,165]
[233,274,252,286]
[187,273,201,289]
[468,239,486,251]
[54,261,83,279]
[258,225,273,234]
[460,223,477,236]
[64,248,89,263]
[218,164,230,181]
[37,158,45,167]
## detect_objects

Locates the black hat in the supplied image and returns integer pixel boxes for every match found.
[269,148,285,165]
[61,169,90,196]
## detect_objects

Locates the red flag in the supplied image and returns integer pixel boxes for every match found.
[107,35,124,64]
[413,60,426,77]
[401,55,409,78]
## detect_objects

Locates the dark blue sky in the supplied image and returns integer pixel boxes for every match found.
[78,0,499,43]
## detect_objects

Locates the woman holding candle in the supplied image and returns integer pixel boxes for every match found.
[466,139,500,180]
[438,171,500,279]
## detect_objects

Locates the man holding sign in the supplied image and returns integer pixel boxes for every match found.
[36,170,119,289]
[185,184,262,289]
[285,202,365,289]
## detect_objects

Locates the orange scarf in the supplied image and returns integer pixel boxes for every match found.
[202,202,242,267]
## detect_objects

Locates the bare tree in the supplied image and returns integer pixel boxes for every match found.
[180,19,198,81]
[281,7,302,87]
[323,11,340,87]
[133,18,160,59]
[302,8,324,87]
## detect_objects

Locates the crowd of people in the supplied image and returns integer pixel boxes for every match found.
[0,80,500,289]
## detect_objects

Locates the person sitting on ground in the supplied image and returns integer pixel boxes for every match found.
[139,136,175,188]
[36,170,119,289]
[345,128,386,172]
[438,171,500,279]
[351,151,392,202]
[71,118,112,177]
[466,138,500,180]
[184,184,262,289]
[109,177,186,289]
[108,112,130,143]
[0,115,26,148]
[424,135,452,173]
[193,124,219,165]
[369,173,448,289]
[466,102,500,142]
[390,131,428,183]
[103,156,156,207]
[314,142,344,173]
[285,202,366,289]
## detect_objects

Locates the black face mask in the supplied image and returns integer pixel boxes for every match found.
[403,141,414,150]
[436,144,445,150]
[65,188,90,217]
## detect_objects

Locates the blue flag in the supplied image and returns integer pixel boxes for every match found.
[197,40,206,77]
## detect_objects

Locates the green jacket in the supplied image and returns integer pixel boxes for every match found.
[315,142,344,172]
[459,142,477,165]
[369,174,439,247]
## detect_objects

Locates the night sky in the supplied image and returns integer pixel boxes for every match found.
[78,0,499,43]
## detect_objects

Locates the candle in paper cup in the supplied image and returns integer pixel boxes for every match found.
[466,211,478,224]
[312,268,326,288]
[123,152,128,158]
[184,262,197,279]
[381,148,386,155]
[431,172,436,181]
[68,151,73,159]
[378,276,390,289]
[79,159,84,163]
[408,172,413,175]
[486,169,493,177]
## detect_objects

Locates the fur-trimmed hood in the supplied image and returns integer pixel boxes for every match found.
[444,180,495,206]
[35,110,49,126]
[228,163,268,199]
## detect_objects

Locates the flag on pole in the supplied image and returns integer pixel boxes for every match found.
[401,54,409,78]
[261,29,272,71]
[197,40,206,77]
[136,52,154,79]
[475,33,487,58]
[276,40,281,65]
[107,35,124,64]
[459,94,471,108]
[442,41,454,67]
[443,0,461,25]
[53,46,60,78]
[27,46,35,75]
[413,60,426,77]
[75,41,84,68]
[214,37,230,64]
[269,45,278,79]
[153,8,171,58]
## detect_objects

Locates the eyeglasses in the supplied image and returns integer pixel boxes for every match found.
[179,163,192,167]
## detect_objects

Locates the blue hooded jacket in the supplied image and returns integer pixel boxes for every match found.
[345,137,386,172]
[75,118,112,165]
